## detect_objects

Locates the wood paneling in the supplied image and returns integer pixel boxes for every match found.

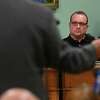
[43,68,59,100]
[62,70,95,100]
[43,63,100,100]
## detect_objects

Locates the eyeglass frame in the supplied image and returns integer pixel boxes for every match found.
[70,21,88,27]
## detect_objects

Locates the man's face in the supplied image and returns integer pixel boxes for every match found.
[69,14,88,39]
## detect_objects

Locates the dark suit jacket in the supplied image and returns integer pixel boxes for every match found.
[0,0,96,99]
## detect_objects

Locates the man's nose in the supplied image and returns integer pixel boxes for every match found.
[77,23,81,28]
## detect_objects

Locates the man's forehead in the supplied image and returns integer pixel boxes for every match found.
[72,14,87,22]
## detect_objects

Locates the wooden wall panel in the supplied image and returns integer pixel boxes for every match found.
[62,70,95,100]
[42,62,100,100]
[43,68,59,100]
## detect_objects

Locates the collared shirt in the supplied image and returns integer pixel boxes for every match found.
[63,34,95,47]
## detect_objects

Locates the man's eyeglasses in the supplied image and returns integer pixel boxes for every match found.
[71,21,87,26]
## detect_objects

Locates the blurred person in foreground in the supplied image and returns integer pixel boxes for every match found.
[63,10,95,47]
[0,88,39,100]
[0,0,100,100]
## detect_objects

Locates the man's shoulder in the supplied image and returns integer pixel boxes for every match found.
[86,34,95,39]
[63,35,71,41]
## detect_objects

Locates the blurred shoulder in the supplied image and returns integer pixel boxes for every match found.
[86,34,95,40]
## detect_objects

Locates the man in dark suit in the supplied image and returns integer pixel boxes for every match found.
[0,0,100,100]
[63,11,95,47]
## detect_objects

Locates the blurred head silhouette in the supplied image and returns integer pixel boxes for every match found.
[0,88,40,100]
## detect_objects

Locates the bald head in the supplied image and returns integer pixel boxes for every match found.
[0,88,40,100]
